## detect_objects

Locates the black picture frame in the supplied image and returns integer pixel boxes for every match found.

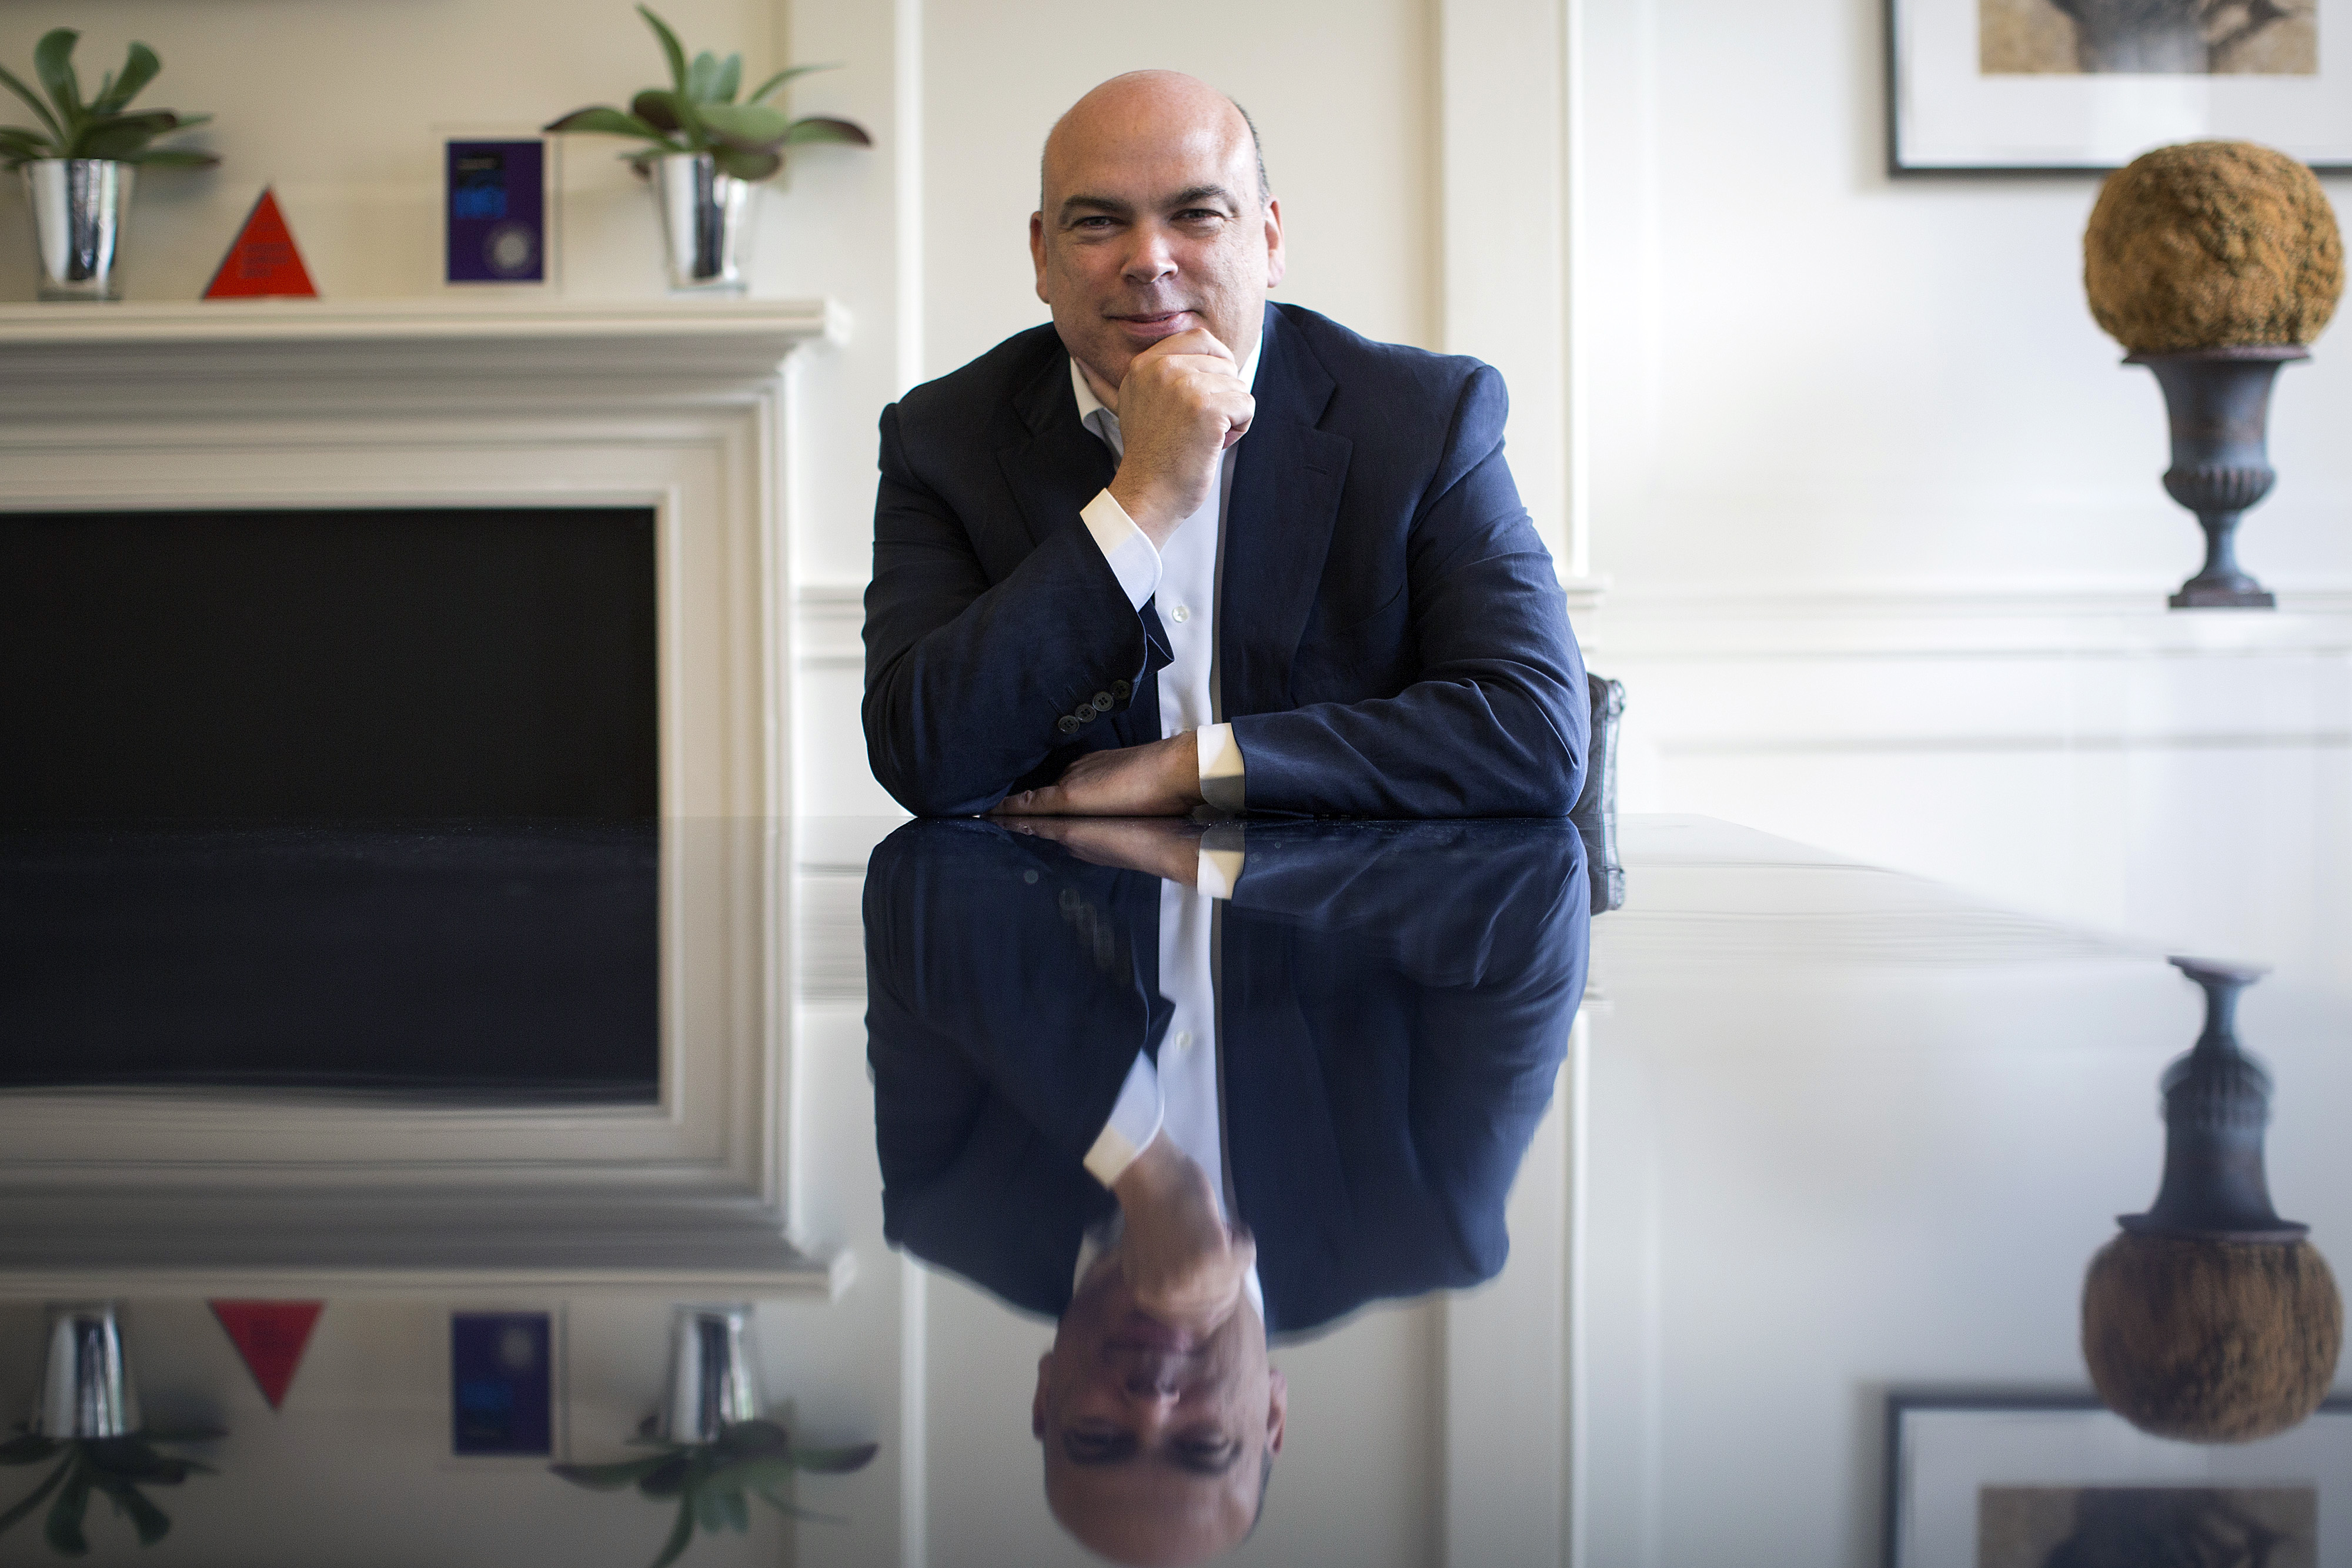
[1884,1391,2352,1567]
[1884,0,2352,177]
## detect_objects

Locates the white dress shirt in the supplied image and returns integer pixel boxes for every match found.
[1075,839,1261,1320]
[1071,343,1260,813]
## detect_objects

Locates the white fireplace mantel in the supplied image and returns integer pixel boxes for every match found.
[0,297,844,406]
[0,298,845,1299]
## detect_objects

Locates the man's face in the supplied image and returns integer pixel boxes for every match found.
[1034,1258,1287,1564]
[1030,74,1286,394]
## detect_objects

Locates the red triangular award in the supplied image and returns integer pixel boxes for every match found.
[202,188,319,299]
[208,1300,325,1409]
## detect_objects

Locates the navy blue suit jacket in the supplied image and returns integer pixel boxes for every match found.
[863,303,1589,817]
[864,818,1591,1337]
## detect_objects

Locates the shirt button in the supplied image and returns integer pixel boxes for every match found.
[1058,714,1081,734]
[1173,1030,1192,1052]
[1171,605,1190,623]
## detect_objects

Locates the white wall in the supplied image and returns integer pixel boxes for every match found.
[1576,0,2352,987]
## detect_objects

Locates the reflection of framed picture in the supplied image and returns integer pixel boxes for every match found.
[1887,0,2352,173]
[1885,1393,2352,1567]
[437,128,559,288]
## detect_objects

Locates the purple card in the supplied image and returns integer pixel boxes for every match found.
[450,1310,553,1455]
[445,139,546,285]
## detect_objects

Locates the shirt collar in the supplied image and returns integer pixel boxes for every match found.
[1069,329,1266,434]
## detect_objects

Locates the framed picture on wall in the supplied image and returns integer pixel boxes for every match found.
[1885,1393,2352,1567]
[1886,0,2352,173]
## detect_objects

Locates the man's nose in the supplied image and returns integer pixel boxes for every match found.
[1121,226,1177,284]
[1120,1349,1187,1397]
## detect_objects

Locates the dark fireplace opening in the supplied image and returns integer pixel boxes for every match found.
[0,507,662,1101]
[1,507,658,821]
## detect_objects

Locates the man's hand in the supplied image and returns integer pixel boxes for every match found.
[1111,1137,1255,1334]
[1106,328,1254,547]
[994,734,1202,817]
[1003,817,1204,884]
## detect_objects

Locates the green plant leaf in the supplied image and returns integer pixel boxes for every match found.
[550,1453,677,1492]
[693,1477,731,1534]
[786,116,873,148]
[90,1474,169,1547]
[647,1492,698,1568]
[42,1452,91,1557]
[685,50,722,104]
[786,1441,880,1474]
[92,42,159,114]
[135,1425,225,1445]
[713,53,741,104]
[32,29,83,138]
[695,101,792,148]
[72,109,182,160]
[710,145,780,182]
[0,1435,57,1467]
[635,1452,694,1498]
[543,105,675,145]
[744,63,832,105]
[0,1456,69,1539]
[637,5,690,96]
[720,1485,749,1533]
[716,1419,790,1456]
[0,61,62,145]
[630,89,682,133]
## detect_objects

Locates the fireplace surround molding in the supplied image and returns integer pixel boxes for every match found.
[0,299,845,1298]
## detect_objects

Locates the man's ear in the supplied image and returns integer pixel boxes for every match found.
[1261,196,1286,290]
[1030,212,1051,305]
[1265,1366,1288,1455]
[1033,1351,1053,1439]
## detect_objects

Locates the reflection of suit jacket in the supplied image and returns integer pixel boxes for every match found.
[861,302,1589,818]
[863,818,1591,1336]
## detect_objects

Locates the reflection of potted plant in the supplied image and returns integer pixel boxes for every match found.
[552,1305,876,1568]
[543,5,870,293]
[0,1305,220,1554]
[1,29,217,300]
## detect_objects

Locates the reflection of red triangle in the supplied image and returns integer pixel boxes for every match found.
[202,188,318,299]
[208,1301,325,1409]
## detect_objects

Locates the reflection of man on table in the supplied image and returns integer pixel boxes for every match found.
[864,817,1591,1562]
[863,71,1588,818]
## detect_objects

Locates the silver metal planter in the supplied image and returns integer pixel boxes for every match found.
[652,153,759,293]
[24,159,133,302]
[656,1303,763,1442]
[37,1302,141,1438]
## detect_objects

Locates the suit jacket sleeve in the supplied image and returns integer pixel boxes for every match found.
[1232,365,1588,818]
[862,400,1163,818]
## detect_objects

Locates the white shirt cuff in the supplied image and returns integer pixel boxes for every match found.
[1195,723,1245,814]
[1082,1051,1163,1187]
[1081,489,1162,612]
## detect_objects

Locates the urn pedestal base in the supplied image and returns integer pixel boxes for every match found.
[2128,346,2306,613]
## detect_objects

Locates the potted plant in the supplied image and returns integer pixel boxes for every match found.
[543,5,870,293]
[0,1305,221,1555]
[550,1304,876,1568]
[1,29,217,300]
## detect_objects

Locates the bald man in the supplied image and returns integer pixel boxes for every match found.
[863,69,1588,818]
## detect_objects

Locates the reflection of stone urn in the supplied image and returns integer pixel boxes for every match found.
[2083,142,2343,610]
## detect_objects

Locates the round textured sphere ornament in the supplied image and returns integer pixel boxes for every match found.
[2082,1232,2341,1443]
[2084,141,2343,355]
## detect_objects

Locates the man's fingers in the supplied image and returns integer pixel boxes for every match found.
[991,785,1061,816]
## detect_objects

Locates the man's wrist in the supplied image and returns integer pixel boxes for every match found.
[1107,471,1182,547]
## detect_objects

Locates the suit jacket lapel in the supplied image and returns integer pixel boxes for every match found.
[1221,305,1354,716]
[997,346,1117,553]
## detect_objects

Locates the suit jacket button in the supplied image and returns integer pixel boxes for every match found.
[1058,714,1081,734]
[1091,692,1113,712]
[1112,680,1131,700]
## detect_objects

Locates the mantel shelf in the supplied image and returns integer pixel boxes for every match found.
[0,296,846,402]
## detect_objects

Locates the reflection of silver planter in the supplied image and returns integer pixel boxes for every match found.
[652,153,759,293]
[657,1304,762,1442]
[24,159,134,302]
[38,1302,141,1438]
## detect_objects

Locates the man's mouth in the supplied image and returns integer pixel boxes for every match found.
[1109,310,1194,335]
